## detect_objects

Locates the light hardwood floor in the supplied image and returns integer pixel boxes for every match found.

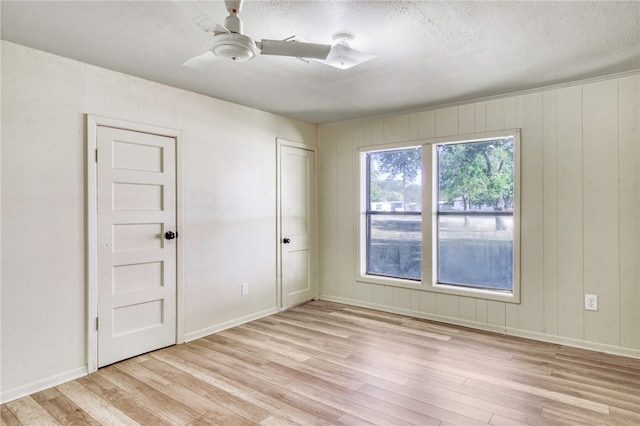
[2,300,639,425]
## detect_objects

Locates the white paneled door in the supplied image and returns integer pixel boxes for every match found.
[96,127,177,367]
[280,143,317,309]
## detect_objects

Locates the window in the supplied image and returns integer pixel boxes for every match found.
[364,147,422,281]
[435,137,515,292]
[360,130,520,301]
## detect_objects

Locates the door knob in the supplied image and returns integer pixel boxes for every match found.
[283,237,291,244]
[165,231,178,240]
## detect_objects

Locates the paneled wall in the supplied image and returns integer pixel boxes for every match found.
[318,73,640,357]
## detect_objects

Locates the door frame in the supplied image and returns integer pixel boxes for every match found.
[86,115,185,373]
[276,138,319,310]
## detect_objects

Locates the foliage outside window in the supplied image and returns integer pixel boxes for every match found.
[365,148,422,281]
[436,138,515,291]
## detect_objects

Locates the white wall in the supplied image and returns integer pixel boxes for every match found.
[0,41,317,402]
[318,73,640,358]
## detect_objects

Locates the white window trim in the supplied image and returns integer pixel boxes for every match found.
[356,130,521,304]
[424,129,521,303]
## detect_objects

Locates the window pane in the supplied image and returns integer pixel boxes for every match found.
[368,214,421,280]
[366,147,422,281]
[438,215,513,290]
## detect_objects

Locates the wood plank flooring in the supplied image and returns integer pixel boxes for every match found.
[3,300,640,425]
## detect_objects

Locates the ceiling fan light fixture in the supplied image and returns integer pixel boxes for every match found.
[211,33,258,62]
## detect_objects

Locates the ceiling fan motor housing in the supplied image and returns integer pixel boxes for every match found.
[211,33,258,62]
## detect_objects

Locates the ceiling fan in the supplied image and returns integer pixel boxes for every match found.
[174,0,375,70]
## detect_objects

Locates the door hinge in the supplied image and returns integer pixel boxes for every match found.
[95,149,98,162]
[95,317,101,331]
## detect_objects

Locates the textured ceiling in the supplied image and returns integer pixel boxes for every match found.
[2,1,639,124]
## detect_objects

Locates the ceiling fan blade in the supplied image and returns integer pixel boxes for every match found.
[324,43,376,69]
[183,51,217,71]
[173,1,226,33]
[258,39,331,60]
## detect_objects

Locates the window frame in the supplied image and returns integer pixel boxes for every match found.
[357,130,521,304]
[358,141,425,288]
[424,129,521,303]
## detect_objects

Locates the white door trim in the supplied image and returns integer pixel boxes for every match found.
[276,138,319,310]
[86,115,185,373]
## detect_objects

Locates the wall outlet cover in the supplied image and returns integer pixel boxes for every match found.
[585,294,598,311]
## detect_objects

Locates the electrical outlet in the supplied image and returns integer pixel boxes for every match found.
[241,282,249,296]
[585,294,598,311]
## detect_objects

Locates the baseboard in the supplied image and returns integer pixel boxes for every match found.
[1,366,87,404]
[505,328,640,359]
[319,294,640,360]
[184,307,279,342]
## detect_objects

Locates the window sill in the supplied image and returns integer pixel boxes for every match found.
[430,282,519,303]
[357,274,421,288]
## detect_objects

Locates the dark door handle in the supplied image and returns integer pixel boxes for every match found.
[283,237,291,244]
[165,231,178,240]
